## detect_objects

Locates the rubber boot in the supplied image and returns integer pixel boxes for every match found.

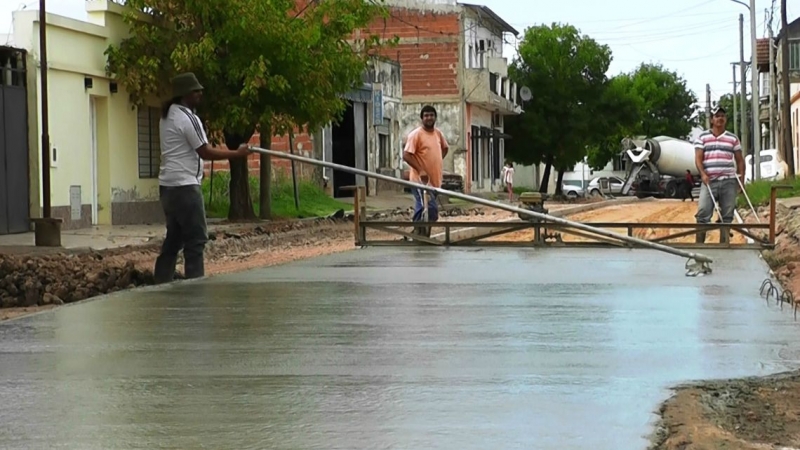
[696,231,706,244]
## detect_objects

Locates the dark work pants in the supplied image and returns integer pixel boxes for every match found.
[153,185,209,284]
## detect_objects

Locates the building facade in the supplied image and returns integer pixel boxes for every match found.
[365,0,522,193]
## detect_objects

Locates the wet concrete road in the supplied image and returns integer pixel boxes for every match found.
[2,248,800,450]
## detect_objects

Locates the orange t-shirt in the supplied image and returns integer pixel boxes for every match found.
[403,126,449,188]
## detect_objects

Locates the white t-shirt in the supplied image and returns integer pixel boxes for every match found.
[158,104,208,186]
[501,166,514,184]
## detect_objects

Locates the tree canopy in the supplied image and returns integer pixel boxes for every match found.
[585,64,698,170]
[506,23,701,186]
[106,0,389,219]
[505,23,612,193]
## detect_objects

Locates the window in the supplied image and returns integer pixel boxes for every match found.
[378,133,389,168]
[137,106,161,178]
[790,40,800,71]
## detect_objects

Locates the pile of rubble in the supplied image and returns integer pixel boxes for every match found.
[0,253,154,308]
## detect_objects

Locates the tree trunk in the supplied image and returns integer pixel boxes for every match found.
[224,132,257,221]
[259,123,272,220]
[555,169,565,195]
[539,155,553,193]
[780,0,795,175]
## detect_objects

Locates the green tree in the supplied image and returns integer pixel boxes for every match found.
[105,0,387,220]
[506,23,612,194]
[585,63,698,170]
[585,74,641,170]
[625,63,698,138]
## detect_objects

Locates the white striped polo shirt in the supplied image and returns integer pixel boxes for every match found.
[158,104,209,186]
[693,130,742,180]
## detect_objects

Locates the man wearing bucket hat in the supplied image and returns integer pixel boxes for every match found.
[153,72,251,284]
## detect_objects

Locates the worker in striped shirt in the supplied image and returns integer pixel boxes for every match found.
[693,105,745,244]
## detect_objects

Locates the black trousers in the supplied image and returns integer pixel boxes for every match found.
[153,185,208,284]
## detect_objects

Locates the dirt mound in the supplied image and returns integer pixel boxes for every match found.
[0,253,154,308]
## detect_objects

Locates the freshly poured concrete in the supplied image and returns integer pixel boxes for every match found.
[2,248,799,450]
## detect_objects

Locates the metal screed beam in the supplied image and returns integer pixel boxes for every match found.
[247,146,714,271]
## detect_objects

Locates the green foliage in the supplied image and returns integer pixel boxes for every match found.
[201,171,350,219]
[624,63,699,138]
[739,177,800,207]
[105,0,389,139]
[585,63,699,170]
[585,74,640,170]
[506,23,612,191]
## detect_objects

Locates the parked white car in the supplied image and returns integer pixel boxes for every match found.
[561,180,586,198]
[587,176,626,196]
[745,149,787,183]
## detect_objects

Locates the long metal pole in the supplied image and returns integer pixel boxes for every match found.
[750,0,762,180]
[739,14,751,179]
[247,146,714,264]
[780,0,794,175]
[39,0,51,218]
[768,24,776,149]
[732,63,738,137]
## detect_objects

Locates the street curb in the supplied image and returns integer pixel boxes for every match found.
[430,196,653,242]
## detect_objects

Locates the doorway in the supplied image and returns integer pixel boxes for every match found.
[0,47,31,234]
[331,101,368,198]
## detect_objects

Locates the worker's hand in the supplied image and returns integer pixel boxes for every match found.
[234,144,251,157]
[701,173,710,186]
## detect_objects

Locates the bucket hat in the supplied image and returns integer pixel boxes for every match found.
[171,72,204,98]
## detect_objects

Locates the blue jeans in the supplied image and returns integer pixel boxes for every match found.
[412,188,438,222]
[695,177,739,243]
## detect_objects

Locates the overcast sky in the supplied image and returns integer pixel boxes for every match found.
[2,0,797,107]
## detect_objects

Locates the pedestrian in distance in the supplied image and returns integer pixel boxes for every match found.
[693,105,745,244]
[501,161,515,202]
[153,72,251,284]
[402,105,449,237]
[681,169,695,202]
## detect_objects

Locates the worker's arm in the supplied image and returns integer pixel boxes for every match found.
[693,139,709,185]
[180,116,249,160]
[733,138,745,186]
[402,133,424,175]
[403,150,424,176]
[439,131,449,160]
[196,143,250,160]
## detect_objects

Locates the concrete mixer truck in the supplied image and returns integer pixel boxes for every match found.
[619,136,699,199]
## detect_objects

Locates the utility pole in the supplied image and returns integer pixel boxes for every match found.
[749,0,762,180]
[705,84,711,129]
[780,0,794,175]
[731,63,739,136]
[739,13,751,178]
[768,13,776,149]
[39,0,51,218]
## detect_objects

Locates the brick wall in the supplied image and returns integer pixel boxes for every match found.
[365,8,460,97]
[202,129,317,181]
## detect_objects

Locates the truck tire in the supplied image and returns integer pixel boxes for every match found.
[665,181,678,198]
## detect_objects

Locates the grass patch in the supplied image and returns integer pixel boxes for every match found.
[201,171,350,219]
[512,186,536,195]
[739,177,800,207]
